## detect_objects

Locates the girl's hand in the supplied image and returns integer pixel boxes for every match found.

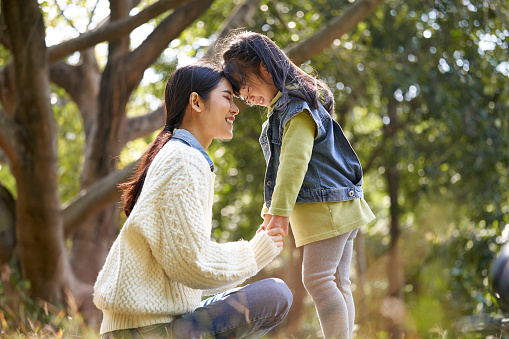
[265,227,284,253]
[257,214,272,234]
[266,215,290,236]
[256,224,265,234]
[260,213,272,230]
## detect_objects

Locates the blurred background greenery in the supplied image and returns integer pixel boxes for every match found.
[0,0,508,338]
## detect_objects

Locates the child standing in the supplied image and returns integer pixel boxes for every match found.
[221,32,375,339]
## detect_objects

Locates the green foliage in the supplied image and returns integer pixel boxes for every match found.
[193,0,509,336]
[0,165,16,200]
[208,105,267,241]
[3,0,509,337]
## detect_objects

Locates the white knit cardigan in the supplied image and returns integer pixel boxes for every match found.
[93,140,279,334]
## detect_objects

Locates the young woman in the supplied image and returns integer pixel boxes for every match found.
[221,32,376,339]
[93,63,292,339]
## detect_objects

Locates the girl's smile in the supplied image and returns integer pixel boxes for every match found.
[238,65,279,108]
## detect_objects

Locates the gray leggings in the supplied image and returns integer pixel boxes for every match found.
[302,228,359,339]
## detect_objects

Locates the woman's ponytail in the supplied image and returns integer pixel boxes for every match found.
[119,128,173,217]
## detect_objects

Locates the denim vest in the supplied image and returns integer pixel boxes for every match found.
[260,97,364,208]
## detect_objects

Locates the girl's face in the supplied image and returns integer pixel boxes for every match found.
[238,67,279,108]
[201,78,239,142]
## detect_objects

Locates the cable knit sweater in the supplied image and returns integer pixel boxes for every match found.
[93,139,279,334]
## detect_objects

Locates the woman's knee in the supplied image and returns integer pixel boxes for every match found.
[265,278,293,306]
[255,278,293,316]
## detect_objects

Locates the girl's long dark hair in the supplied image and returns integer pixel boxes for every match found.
[221,31,334,115]
[119,63,224,217]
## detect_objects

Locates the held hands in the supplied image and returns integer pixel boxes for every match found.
[256,213,273,234]
[264,227,284,253]
[257,214,290,236]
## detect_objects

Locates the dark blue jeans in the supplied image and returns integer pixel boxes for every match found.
[103,278,292,338]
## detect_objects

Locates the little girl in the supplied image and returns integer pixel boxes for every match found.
[221,32,376,339]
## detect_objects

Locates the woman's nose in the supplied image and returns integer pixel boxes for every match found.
[231,101,239,115]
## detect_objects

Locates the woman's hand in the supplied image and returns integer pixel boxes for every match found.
[265,227,284,253]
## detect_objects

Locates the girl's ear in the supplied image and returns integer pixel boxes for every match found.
[260,62,274,83]
[189,92,202,113]
[260,62,269,75]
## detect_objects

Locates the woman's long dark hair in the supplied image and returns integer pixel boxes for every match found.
[119,63,224,217]
[221,31,334,115]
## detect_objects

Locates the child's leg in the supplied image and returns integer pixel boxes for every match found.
[302,229,358,339]
[337,228,358,337]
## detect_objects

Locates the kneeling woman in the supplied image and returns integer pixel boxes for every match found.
[93,63,292,338]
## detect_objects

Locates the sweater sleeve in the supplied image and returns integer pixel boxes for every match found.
[147,164,278,291]
[269,111,316,216]
[201,231,277,296]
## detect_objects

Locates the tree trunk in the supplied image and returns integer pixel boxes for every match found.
[71,15,132,283]
[354,230,369,325]
[384,97,405,338]
[386,167,404,338]
[2,0,75,303]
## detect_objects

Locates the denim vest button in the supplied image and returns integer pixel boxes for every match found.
[349,190,354,197]
[267,180,272,186]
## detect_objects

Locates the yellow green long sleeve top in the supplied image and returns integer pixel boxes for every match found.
[264,94,375,247]
[94,140,279,334]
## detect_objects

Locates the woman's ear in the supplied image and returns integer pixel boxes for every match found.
[189,92,202,113]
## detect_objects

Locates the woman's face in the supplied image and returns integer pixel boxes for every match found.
[201,78,239,142]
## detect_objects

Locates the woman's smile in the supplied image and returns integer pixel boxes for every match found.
[226,116,235,127]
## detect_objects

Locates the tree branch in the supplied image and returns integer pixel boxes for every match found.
[285,0,385,65]
[55,1,80,35]
[124,0,214,86]
[123,105,165,144]
[63,160,139,238]
[48,0,190,62]
[203,0,261,59]
[50,61,80,96]
[49,49,100,140]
